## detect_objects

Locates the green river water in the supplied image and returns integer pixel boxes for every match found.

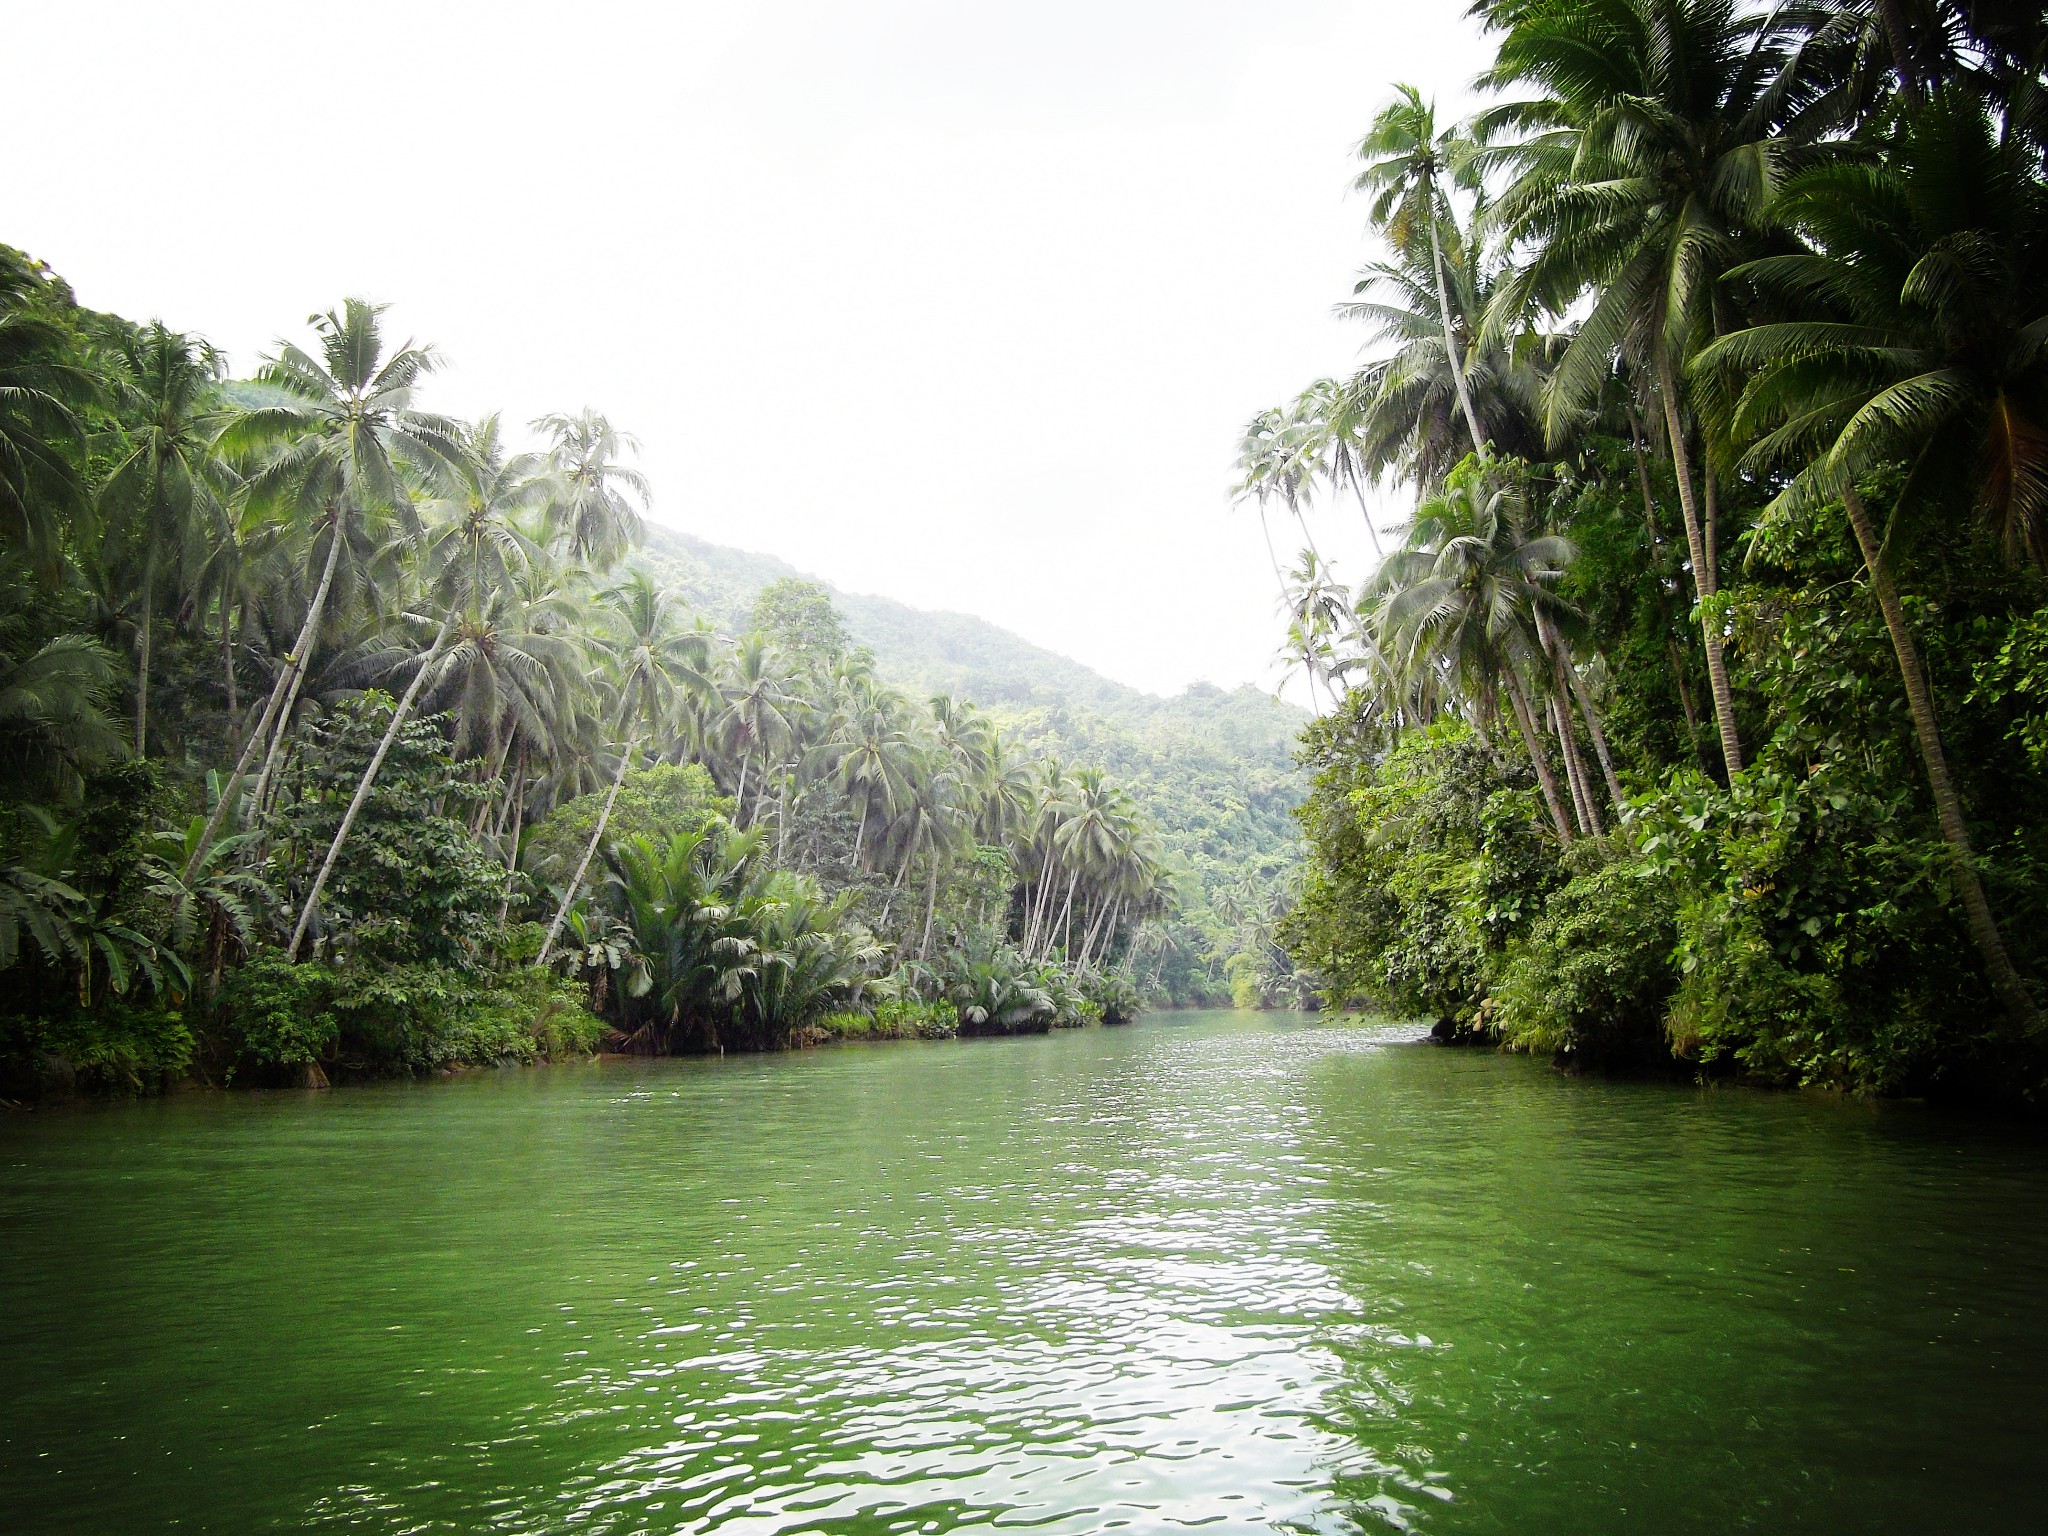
[1,1011,2043,1534]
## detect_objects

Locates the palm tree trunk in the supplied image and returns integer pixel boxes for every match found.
[288,617,455,960]
[134,543,157,756]
[538,739,636,966]
[1653,351,1743,777]
[182,518,345,884]
[1563,652,1626,811]
[220,583,238,728]
[1552,692,1598,835]
[1425,189,1485,452]
[1345,473,1385,559]
[1841,485,2039,1035]
[1536,608,1617,815]
[777,772,790,864]
[918,857,941,963]
[1504,666,1573,841]
[1055,871,1080,958]
[736,749,750,827]
[496,748,527,930]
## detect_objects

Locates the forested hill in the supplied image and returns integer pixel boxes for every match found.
[637,527,1310,1001]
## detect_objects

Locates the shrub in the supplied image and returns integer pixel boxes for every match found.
[217,954,601,1083]
[1492,849,1676,1067]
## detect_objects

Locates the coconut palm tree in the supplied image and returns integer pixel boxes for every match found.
[535,409,648,569]
[0,248,93,582]
[1478,0,1835,776]
[714,633,795,825]
[1701,89,2048,1032]
[538,572,711,965]
[96,322,231,755]
[1361,456,1579,838]
[186,299,456,883]
[1355,84,1488,450]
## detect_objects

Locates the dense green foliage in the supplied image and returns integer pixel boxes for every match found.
[639,529,1311,1004]
[0,264,1175,1096]
[1264,0,2048,1098]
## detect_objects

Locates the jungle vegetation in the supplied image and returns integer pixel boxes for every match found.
[1251,0,2048,1096]
[0,274,1175,1094]
[636,529,1315,1009]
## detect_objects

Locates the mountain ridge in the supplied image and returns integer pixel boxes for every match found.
[636,525,1304,739]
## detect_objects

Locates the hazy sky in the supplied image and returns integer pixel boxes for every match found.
[11,2,1491,699]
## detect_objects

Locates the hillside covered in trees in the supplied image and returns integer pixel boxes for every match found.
[0,253,1289,1097]
[639,530,1312,1005]
[1255,0,2048,1099]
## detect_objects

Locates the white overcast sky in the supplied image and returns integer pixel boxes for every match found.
[10,1,1490,700]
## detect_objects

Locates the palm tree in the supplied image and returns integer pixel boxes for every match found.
[97,322,230,755]
[0,607,125,800]
[538,572,710,965]
[419,414,551,615]
[1478,0,1832,777]
[1701,90,2048,1032]
[535,410,648,569]
[186,299,455,883]
[0,248,93,582]
[1355,84,1488,450]
[1361,457,1579,838]
[714,634,794,824]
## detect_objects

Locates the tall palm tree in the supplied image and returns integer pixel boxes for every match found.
[1362,457,1579,838]
[1356,85,1488,450]
[1701,90,2047,1032]
[186,299,455,882]
[715,634,794,824]
[535,410,648,569]
[538,572,710,964]
[1479,0,1831,777]
[0,248,93,582]
[97,322,230,755]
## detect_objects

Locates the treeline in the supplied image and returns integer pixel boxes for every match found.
[1246,0,2048,1095]
[0,268,1171,1094]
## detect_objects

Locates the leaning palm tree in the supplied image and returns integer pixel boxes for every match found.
[1699,89,2048,1033]
[185,299,456,882]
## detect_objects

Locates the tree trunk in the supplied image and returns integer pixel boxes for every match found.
[1504,666,1573,841]
[538,739,636,966]
[496,748,527,930]
[918,857,941,963]
[1346,473,1385,559]
[288,618,455,960]
[1654,351,1744,777]
[1841,485,2039,1035]
[1552,691,1599,835]
[181,518,345,884]
[1055,870,1080,958]
[1562,649,1626,811]
[220,584,238,729]
[1540,614,1613,823]
[135,543,157,757]
[1425,183,1485,452]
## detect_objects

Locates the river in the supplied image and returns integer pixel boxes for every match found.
[1,1011,2043,1533]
